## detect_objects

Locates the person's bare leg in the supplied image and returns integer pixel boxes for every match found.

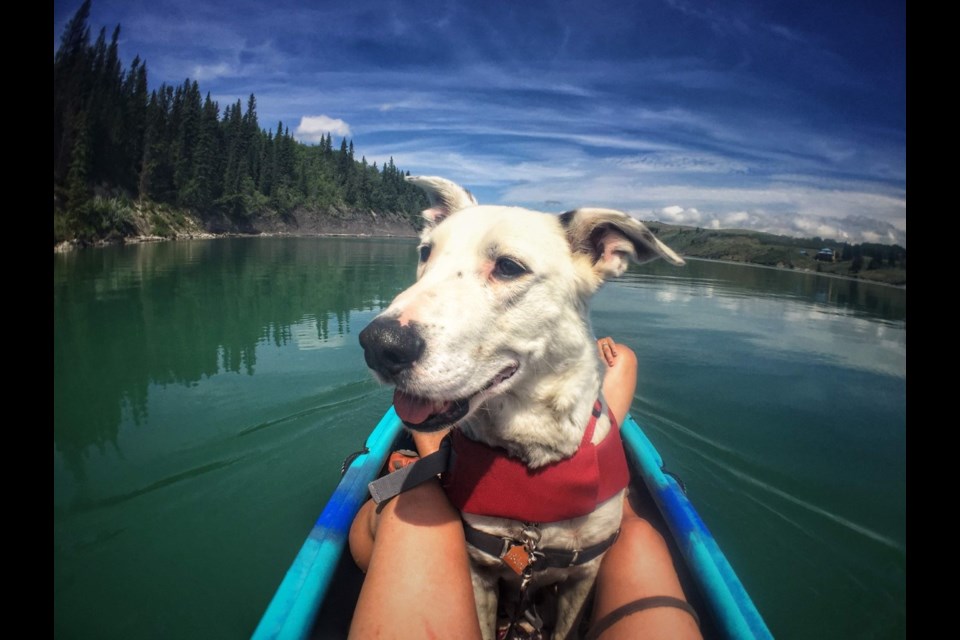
[591,337,701,639]
[349,427,452,572]
[589,494,702,639]
[348,478,482,639]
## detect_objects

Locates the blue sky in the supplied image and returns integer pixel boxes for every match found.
[54,0,906,246]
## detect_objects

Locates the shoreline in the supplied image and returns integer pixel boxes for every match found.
[683,256,906,290]
[53,222,419,253]
[53,228,419,254]
[54,199,422,254]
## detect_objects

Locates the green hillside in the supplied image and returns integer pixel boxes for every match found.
[646,223,906,286]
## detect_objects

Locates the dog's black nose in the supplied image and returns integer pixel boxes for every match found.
[359,316,426,379]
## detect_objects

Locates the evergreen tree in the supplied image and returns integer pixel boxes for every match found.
[850,247,863,274]
[54,0,93,185]
[322,133,332,156]
[277,123,296,184]
[181,93,221,210]
[258,130,275,196]
[337,138,352,189]
[66,110,92,212]
[157,86,180,201]
[120,56,148,192]
[54,0,92,67]
[243,94,261,186]
[172,79,202,201]
[221,99,245,201]
[139,87,177,203]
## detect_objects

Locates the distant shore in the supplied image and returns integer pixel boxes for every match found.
[53,202,419,253]
[650,223,906,287]
[684,256,906,289]
[53,206,905,287]
[53,228,418,253]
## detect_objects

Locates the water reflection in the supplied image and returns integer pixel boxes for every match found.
[53,237,417,478]
[617,259,906,378]
[630,258,906,322]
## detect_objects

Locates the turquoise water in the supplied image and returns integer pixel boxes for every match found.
[53,238,905,639]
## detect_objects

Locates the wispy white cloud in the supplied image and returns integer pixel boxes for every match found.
[664,0,751,37]
[653,203,905,246]
[192,62,236,81]
[357,123,906,246]
[615,152,748,174]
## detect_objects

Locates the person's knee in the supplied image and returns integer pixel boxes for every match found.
[617,516,688,599]
[612,343,637,374]
[349,499,377,572]
[619,515,668,556]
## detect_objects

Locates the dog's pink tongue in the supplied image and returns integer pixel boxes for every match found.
[393,389,448,425]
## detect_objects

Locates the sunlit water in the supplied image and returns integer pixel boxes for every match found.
[54,238,905,639]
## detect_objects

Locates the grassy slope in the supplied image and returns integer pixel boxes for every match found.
[645,222,906,286]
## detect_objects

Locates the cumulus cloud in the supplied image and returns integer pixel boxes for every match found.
[294,115,352,143]
[658,205,703,224]
[724,211,750,224]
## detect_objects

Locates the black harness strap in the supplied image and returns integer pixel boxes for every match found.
[584,596,700,640]
[367,436,451,511]
[463,522,621,571]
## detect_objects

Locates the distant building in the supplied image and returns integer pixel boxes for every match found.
[815,248,836,262]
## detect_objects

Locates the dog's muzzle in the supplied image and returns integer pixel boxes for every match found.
[358,316,425,380]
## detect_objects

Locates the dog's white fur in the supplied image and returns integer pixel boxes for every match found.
[371,176,683,639]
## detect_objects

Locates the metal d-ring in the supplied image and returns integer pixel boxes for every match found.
[520,523,542,553]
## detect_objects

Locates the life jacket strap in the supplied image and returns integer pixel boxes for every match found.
[367,436,451,511]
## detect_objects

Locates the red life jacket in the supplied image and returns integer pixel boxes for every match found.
[443,399,630,523]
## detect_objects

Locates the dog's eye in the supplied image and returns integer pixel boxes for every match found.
[493,257,527,279]
[418,245,432,263]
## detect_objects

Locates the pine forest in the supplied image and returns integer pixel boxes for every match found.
[53,0,428,245]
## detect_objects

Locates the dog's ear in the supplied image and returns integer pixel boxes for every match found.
[406,176,479,226]
[560,208,684,280]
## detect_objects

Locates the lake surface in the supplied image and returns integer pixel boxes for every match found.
[53,237,906,639]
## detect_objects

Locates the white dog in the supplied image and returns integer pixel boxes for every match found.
[360,176,684,639]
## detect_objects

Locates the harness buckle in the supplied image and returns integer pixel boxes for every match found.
[568,549,580,567]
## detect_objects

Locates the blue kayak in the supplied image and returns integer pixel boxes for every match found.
[252,408,773,639]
